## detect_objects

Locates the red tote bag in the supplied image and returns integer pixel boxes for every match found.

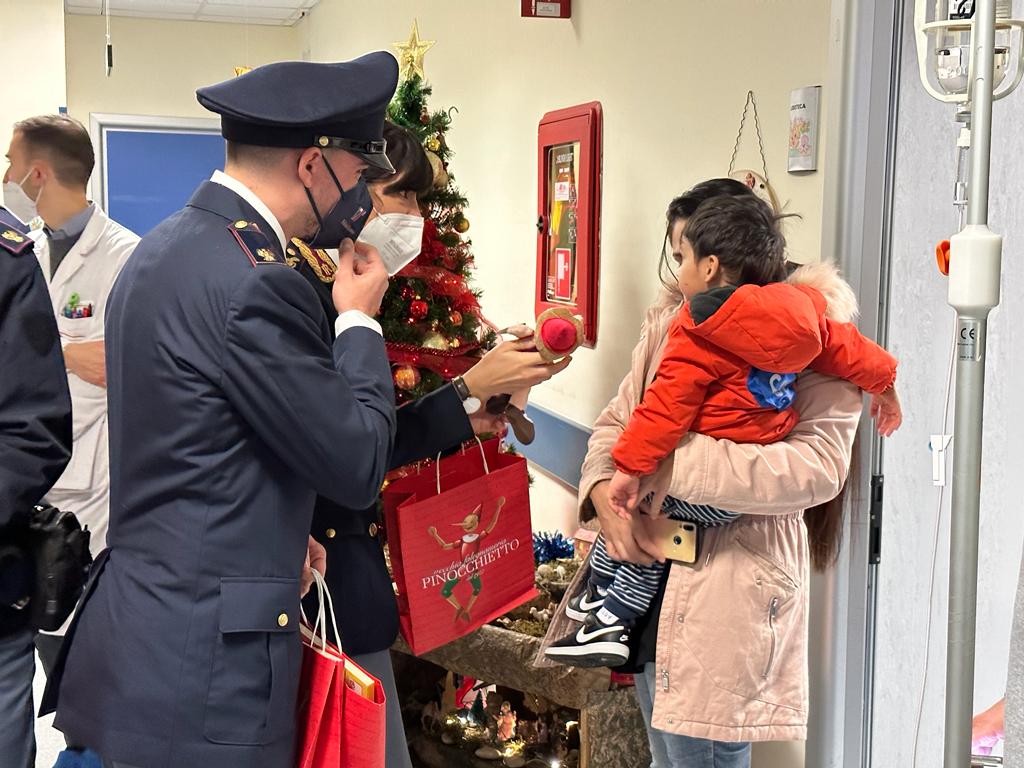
[296,572,387,768]
[383,438,538,655]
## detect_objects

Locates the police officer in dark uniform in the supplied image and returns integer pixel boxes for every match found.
[0,206,72,767]
[42,53,401,768]
[291,121,574,767]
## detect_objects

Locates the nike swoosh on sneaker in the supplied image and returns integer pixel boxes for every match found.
[577,593,604,611]
[576,623,624,643]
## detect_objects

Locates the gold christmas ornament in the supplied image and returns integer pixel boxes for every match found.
[393,20,435,81]
[393,365,420,391]
[422,332,449,350]
[454,215,470,234]
[426,135,442,152]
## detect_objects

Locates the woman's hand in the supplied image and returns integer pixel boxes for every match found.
[461,328,572,403]
[590,481,664,566]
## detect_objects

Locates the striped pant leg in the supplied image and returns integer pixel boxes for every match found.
[588,533,618,591]
[605,558,666,625]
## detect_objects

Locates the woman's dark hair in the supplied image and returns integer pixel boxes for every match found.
[369,121,434,197]
[659,178,756,289]
[682,195,789,287]
[805,434,858,572]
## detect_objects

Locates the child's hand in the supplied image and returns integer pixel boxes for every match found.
[608,470,641,520]
[870,385,903,437]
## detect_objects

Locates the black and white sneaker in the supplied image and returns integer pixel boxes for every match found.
[544,613,630,668]
[564,584,606,622]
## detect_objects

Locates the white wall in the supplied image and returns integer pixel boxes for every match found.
[0,0,66,159]
[64,14,301,122]
[871,1,1024,764]
[299,0,834,431]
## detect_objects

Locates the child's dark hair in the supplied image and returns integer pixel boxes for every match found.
[659,178,755,289]
[683,195,789,286]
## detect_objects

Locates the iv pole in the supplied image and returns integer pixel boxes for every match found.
[942,0,1003,765]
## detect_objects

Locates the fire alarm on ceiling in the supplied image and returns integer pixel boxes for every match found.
[521,0,571,19]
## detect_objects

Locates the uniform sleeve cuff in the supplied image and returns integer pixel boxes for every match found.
[334,310,382,338]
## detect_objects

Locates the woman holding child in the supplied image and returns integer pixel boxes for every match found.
[560,178,900,767]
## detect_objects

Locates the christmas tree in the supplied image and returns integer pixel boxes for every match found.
[382,25,496,404]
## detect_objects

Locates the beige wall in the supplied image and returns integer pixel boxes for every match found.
[299,0,833,430]
[64,14,302,123]
[1,0,66,162]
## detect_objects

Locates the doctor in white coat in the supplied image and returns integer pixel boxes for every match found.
[4,113,138,760]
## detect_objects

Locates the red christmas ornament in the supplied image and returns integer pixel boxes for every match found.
[409,299,429,321]
[400,284,415,300]
[449,310,463,326]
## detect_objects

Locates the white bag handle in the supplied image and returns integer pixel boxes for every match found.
[300,569,342,656]
[435,436,491,495]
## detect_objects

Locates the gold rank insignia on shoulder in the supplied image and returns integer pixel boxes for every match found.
[290,237,336,283]
[228,221,283,267]
[0,228,32,256]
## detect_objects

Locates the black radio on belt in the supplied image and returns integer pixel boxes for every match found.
[1,505,93,631]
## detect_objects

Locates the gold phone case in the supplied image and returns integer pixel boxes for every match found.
[651,518,700,565]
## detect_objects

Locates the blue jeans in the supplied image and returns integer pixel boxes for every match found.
[634,662,751,768]
[0,628,36,768]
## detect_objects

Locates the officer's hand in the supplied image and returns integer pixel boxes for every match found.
[332,238,388,317]
[300,535,327,598]
[461,335,572,403]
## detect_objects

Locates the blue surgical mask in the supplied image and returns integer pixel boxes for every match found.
[303,157,371,249]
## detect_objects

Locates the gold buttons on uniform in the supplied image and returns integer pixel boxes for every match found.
[277,612,289,628]
[318,136,330,147]
[326,528,336,539]
[234,220,248,229]
[368,523,379,537]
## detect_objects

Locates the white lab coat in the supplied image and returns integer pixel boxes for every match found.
[33,205,139,560]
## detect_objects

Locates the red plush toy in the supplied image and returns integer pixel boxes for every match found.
[534,307,583,362]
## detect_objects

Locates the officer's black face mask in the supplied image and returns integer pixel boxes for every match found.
[303,155,371,249]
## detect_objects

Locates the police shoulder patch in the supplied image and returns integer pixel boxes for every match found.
[228,220,284,267]
[290,237,336,283]
[0,207,33,256]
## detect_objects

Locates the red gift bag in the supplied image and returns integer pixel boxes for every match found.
[296,572,386,768]
[383,438,538,655]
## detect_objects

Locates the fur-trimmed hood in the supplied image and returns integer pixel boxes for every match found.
[650,260,859,325]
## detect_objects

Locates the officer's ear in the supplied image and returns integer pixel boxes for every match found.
[296,147,322,189]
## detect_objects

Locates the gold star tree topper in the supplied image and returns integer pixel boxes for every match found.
[393,20,435,81]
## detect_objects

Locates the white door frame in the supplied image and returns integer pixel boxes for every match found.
[809,1,905,766]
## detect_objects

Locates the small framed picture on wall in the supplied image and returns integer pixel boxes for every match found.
[788,85,821,173]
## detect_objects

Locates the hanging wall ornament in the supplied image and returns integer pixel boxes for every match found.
[727,91,780,212]
[426,150,449,188]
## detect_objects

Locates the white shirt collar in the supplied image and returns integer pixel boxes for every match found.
[210,170,287,253]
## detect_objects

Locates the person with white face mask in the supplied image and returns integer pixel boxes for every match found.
[2,114,139,764]
[291,121,572,768]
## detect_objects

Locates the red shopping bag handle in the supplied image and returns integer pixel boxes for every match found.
[435,436,491,494]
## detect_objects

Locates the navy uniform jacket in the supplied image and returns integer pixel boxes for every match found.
[0,208,72,635]
[45,182,397,768]
[291,241,473,655]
